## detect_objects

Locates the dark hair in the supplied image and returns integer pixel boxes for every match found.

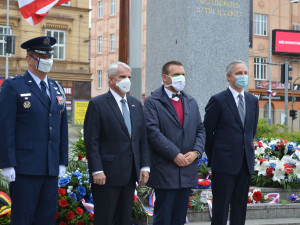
[162,61,183,75]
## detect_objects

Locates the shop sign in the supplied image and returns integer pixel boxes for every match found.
[255,81,290,90]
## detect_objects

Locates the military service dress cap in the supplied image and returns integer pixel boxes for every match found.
[21,36,56,55]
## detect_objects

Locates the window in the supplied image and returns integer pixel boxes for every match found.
[98,1,103,18]
[98,36,102,54]
[111,0,115,16]
[98,70,102,89]
[254,14,267,36]
[254,57,267,80]
[46,30,65,60]
[110,34,115,52]
[0,26,11,57]
[264,102,274,124]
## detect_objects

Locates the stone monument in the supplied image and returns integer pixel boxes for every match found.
[146,0,250,115]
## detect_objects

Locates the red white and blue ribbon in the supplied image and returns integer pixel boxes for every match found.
[289,194,300,203]
[267,89,277,96]
[81,199,94,214]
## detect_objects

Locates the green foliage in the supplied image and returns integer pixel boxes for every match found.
[189,192,206,211]
[255,118,300,143]
[198,163,210,177]
[0,173,9,194]
[0,213,10,225]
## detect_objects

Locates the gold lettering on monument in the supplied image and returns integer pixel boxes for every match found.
[197,0,242,18]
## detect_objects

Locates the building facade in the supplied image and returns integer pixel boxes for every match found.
[249,0,300,130]
[90,0,147,98]
[0,0,91,119]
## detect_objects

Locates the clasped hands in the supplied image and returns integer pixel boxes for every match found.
[173,152,198,167]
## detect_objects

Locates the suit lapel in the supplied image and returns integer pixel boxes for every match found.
[49,79,57,110]
[127,97,137,138]
[225,88,244,129]
[182,95,190,129]
[244,93,252,128]
[24,72,49,109]
[105,91,131,138]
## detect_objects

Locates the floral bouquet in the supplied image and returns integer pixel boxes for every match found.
[252,138,300,189]
[248,188,264,203]
[56,167,94,225]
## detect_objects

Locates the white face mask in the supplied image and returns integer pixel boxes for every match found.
[30,55,54,73]
[116,78,131,94]
[165,75,186,92]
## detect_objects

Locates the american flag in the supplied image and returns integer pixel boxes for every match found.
[18,0,71,26]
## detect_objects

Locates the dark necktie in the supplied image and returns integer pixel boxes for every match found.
[120,99,131,137]
[40,80,50,108]
[172,93,181,98]
[238,94,245,126]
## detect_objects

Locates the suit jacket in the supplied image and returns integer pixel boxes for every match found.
[143,86,206,189]
[204,88,259,175]
[83,91,150,186]
[0,71,68,176]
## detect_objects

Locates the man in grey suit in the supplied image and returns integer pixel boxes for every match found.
[84,62,150,225]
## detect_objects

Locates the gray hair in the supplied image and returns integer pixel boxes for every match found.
[226,60,248,75]
[108,61,131,77]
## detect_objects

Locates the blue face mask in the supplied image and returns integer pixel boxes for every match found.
[234,75,248,89]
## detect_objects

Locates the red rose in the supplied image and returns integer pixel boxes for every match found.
[78,154,83,160]
[90,212,94,220]
[188,197,193,208]
[56,211,59,219]
[77,221,84,225]
[284,164,293,174]
[253,191,263,202]
[266,168,274,178]
[59,223,66,225]
[58,188,66,196]
[66,211,75,220]
[247,197,252,204]
[76,207,83,215]
[259,158,267,163]
[133,195,138,202]
[58,199,68,208]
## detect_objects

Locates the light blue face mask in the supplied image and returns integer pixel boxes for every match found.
[234,75,248,89]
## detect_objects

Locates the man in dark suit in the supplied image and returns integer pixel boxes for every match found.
[84,62,150,225]
[0,36,68,225]
[204,60,259,225]
[143,61,206,225]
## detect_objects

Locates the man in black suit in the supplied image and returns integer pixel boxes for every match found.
[204,60,259,225]
[84,62,150,225]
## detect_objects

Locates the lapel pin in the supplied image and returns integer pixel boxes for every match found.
[132,105,135,107]
[57,91,61,95]
[54,87,58,90]
[28,80,32,83]
[23,101,31,108]
[25,97,28,100]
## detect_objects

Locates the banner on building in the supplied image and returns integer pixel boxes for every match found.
[73,100,89,126]
[255,81,290,90]
[252,93,299,102]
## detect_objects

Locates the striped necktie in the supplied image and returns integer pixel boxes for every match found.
[120,98,131,137]
[238,94,245,126]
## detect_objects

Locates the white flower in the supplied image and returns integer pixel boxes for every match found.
[255,161,269,176]
[272,163,285,183]
[255,147,265,155]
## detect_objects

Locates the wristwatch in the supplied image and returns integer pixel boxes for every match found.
[194,151,201,159]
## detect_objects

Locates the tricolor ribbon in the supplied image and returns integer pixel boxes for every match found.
[81,199,94,214]
[267,89,277,96]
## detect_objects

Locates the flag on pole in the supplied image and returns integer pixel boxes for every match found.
[18,0,71,26]
[0,77,3,87]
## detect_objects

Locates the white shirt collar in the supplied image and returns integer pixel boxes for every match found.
[110,88,127,102]
[164,87,181,101]
[28,70,49,89]
[229,85,244,99]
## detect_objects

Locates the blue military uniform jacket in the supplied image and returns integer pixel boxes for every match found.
[0,71,68,176]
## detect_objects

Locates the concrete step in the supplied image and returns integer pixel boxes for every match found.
[187,203,300,222]
[188,218,300,225]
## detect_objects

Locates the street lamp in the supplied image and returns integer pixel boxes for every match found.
[268,0,299,125]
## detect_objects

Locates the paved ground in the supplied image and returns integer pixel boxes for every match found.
[188,218,300,225]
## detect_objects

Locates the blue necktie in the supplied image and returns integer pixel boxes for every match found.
[40,80,50,108]
[120,99,131,137]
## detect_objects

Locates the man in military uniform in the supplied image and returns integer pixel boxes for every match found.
[0,36,68,225]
